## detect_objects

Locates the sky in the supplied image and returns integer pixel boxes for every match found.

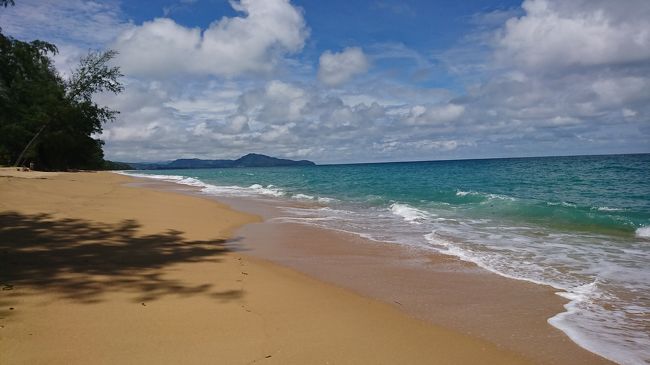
[1,0,649,163]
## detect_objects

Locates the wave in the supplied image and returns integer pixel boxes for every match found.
[389,203,431,224]
[546,282,621,365]
[547,201,578,208]
[118,171,286,198]
[248,184,285,197]
[292,193,315,200]
[548,281,650,365]
[123,172,641,237]
[592,206,624,212]
[424,229,650,365]
[291,193,336,204]
[453,192,635,234]
[117,172,204,186]
[423,230,554,288]
[118,169,650,365]
[636,226,650,238]
[119,171,340,206]
[455,189,516,201]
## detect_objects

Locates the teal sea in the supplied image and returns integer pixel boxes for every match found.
[124,154,650,365]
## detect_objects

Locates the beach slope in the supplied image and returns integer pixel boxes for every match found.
[0,170,528,364]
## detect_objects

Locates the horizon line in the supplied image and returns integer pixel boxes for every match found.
[118,151,650,167]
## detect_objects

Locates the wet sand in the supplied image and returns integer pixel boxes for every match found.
[128,175,613,364]
[1,170,535,364]
[238,221,612,365]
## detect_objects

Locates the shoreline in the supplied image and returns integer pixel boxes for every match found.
[123,172,614,364]
[1,170,538,364]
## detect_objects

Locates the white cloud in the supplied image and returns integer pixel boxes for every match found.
[238,80,308,123]
[114,0,308,77]
[0,0,130,77]
[0,0,128,47]
[318,47,370,86]
[405,104,465,125]
[496,0,650,71]
[51,44,87,78]
[591,77,649,107]
[4,0,648,163]
[622,108,638,118]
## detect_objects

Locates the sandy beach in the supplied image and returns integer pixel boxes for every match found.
[3,0,647,363]
[0,170,539,364]
[136,177,614,365]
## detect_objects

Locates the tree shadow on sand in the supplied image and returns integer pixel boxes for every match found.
[0,211,245,306]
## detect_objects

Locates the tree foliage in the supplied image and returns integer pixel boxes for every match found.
[67,50,123,102]
[0,31,123,170]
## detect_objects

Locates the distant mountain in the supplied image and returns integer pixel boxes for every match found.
[127,153,315,170]
[232,153,315,167]
[166,158,233,169]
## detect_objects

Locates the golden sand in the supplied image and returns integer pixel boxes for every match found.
[0,171,532,364]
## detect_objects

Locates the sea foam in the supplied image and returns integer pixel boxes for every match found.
[456,190,516,201]
[117,163,650,365]
[390,203,430,223]
[636,226,650,238]
[118,172,288,198]
[248,184,285,197]
[593,206,624,212]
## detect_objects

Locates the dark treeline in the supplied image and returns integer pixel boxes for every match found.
[0,1,125,170]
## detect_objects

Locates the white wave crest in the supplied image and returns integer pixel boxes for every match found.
[548,201,577,208]
[292,193,315,200]
[117,171,289,198]
[248,184,285,197]
[117,172,209,188]
[390,203,430,224]
[636,226,650,238]
[456,190,515,201]
[289,193,336,204]
[593,206,623,212]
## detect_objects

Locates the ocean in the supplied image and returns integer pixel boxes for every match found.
[123,153,650,365]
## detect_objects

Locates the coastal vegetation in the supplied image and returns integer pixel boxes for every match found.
[0,3,124,170]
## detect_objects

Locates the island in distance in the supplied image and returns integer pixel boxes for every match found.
[126,153,316,170]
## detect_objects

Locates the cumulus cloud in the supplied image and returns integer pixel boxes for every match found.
[97,77,471,162]
[421,0,650,159]
[0,0,130,76]
[238,80,309,124]
[0,0,128,47]
[4,0,648,163]
[114,0,308,77]
[496,0,650,71]
[318,47,370,86]
[101,0,649,162]
[404,104,465,125]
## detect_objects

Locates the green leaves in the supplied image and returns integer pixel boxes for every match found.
[0,32,123,170]
[66,50,123,102]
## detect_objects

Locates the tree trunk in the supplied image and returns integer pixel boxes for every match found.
[14,124,46,167]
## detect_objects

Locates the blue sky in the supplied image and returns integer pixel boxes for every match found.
[1,0,649,163]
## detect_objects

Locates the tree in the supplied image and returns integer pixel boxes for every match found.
[0,31,124,170]
[37,50,124,170]
[67,50,123,102]
[0,33,62,167]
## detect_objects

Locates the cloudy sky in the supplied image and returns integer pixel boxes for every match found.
[1,0,649,163]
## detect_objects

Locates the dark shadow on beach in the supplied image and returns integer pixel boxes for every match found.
[0,211,244,305]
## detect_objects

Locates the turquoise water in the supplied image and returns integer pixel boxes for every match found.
[125,154,650,365]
